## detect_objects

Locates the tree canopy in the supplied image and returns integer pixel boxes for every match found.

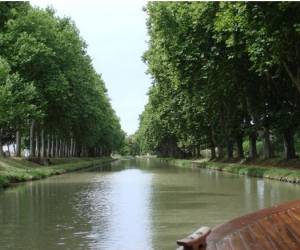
[137,2,300,160]
[0,2,124,158]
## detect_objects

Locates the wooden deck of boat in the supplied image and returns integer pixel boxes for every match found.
[177,199,300,250]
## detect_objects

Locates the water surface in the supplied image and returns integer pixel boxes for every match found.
[1,159,300,250]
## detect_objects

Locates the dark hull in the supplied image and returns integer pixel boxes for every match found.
[177,199,300,250]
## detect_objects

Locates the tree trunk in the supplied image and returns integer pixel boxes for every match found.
[41,129,45,158]
[65,141,68,157]
[62,140,65,157]
[71,141,74,157]
[59,139,62,157]
[283,62,300,95]
[70,138,73,157]
[55,136,58,157]
[195,147,198,158]
[16,130,21,157]
[80,145,83,157]
[73,141,76,157]
[36,132,40,158]
[60,140,62,157]
[283,129,296,160]
[262,128,274,159]
[50,134,54,157]
[66,141,68,157]
[71,142,73,157]
[210,130,216,160]
[47,134,50,158]
[29,120,36,157]
[0,129,4,157]
[226,139,233,159]
[83,145,86,157]
[76,144,80,157]
[217,144,224,159]
[249,132,257,159]
[210,145,216,159]
[57,139,60,157]
[236,135,244,159]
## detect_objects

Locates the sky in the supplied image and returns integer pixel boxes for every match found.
[30,0,151,135]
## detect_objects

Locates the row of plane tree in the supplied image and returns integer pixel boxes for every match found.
[0,2,125,158]
[137,2,300,160]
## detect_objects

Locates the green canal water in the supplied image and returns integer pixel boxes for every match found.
[0,159,300,250]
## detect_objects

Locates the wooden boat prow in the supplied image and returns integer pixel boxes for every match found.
[177,226,211,250]
[177,199,300,250]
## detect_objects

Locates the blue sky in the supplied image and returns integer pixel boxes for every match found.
[30,0,151,135]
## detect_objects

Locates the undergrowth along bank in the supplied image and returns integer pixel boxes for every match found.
[0,157,114,189]
[163,158,300,184]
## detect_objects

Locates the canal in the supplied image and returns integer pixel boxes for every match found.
[0,159,299,250]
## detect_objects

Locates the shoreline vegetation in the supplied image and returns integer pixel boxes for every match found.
[135,2,300,170]
[0,157,114,189]
[0,3,125,191]
[163,158,300,184]
[0,3,125,160]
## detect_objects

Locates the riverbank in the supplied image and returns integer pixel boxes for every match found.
[163,158,300,184]
[0,157,114,189]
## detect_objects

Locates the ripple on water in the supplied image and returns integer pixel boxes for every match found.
[1,160,300,250]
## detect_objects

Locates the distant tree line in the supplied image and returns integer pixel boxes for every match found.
[120,134,140,156]
[137,2,300,160]
[0,2,124,158]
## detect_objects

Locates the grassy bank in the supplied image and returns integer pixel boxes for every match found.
[163,158,300,184]
[0,157,114,189]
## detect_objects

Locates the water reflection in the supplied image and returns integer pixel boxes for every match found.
[75,168,153,250]
[257,179,265,209]
[108,169,152,250]
[0,159,300,250]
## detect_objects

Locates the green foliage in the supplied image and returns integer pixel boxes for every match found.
[0,56,40,145]
[120,134,140,156]
[137,2,300,160]
[0,157,114,189]
[203,161,300,183]
[0,2,125,156]
[162,157,300,184]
